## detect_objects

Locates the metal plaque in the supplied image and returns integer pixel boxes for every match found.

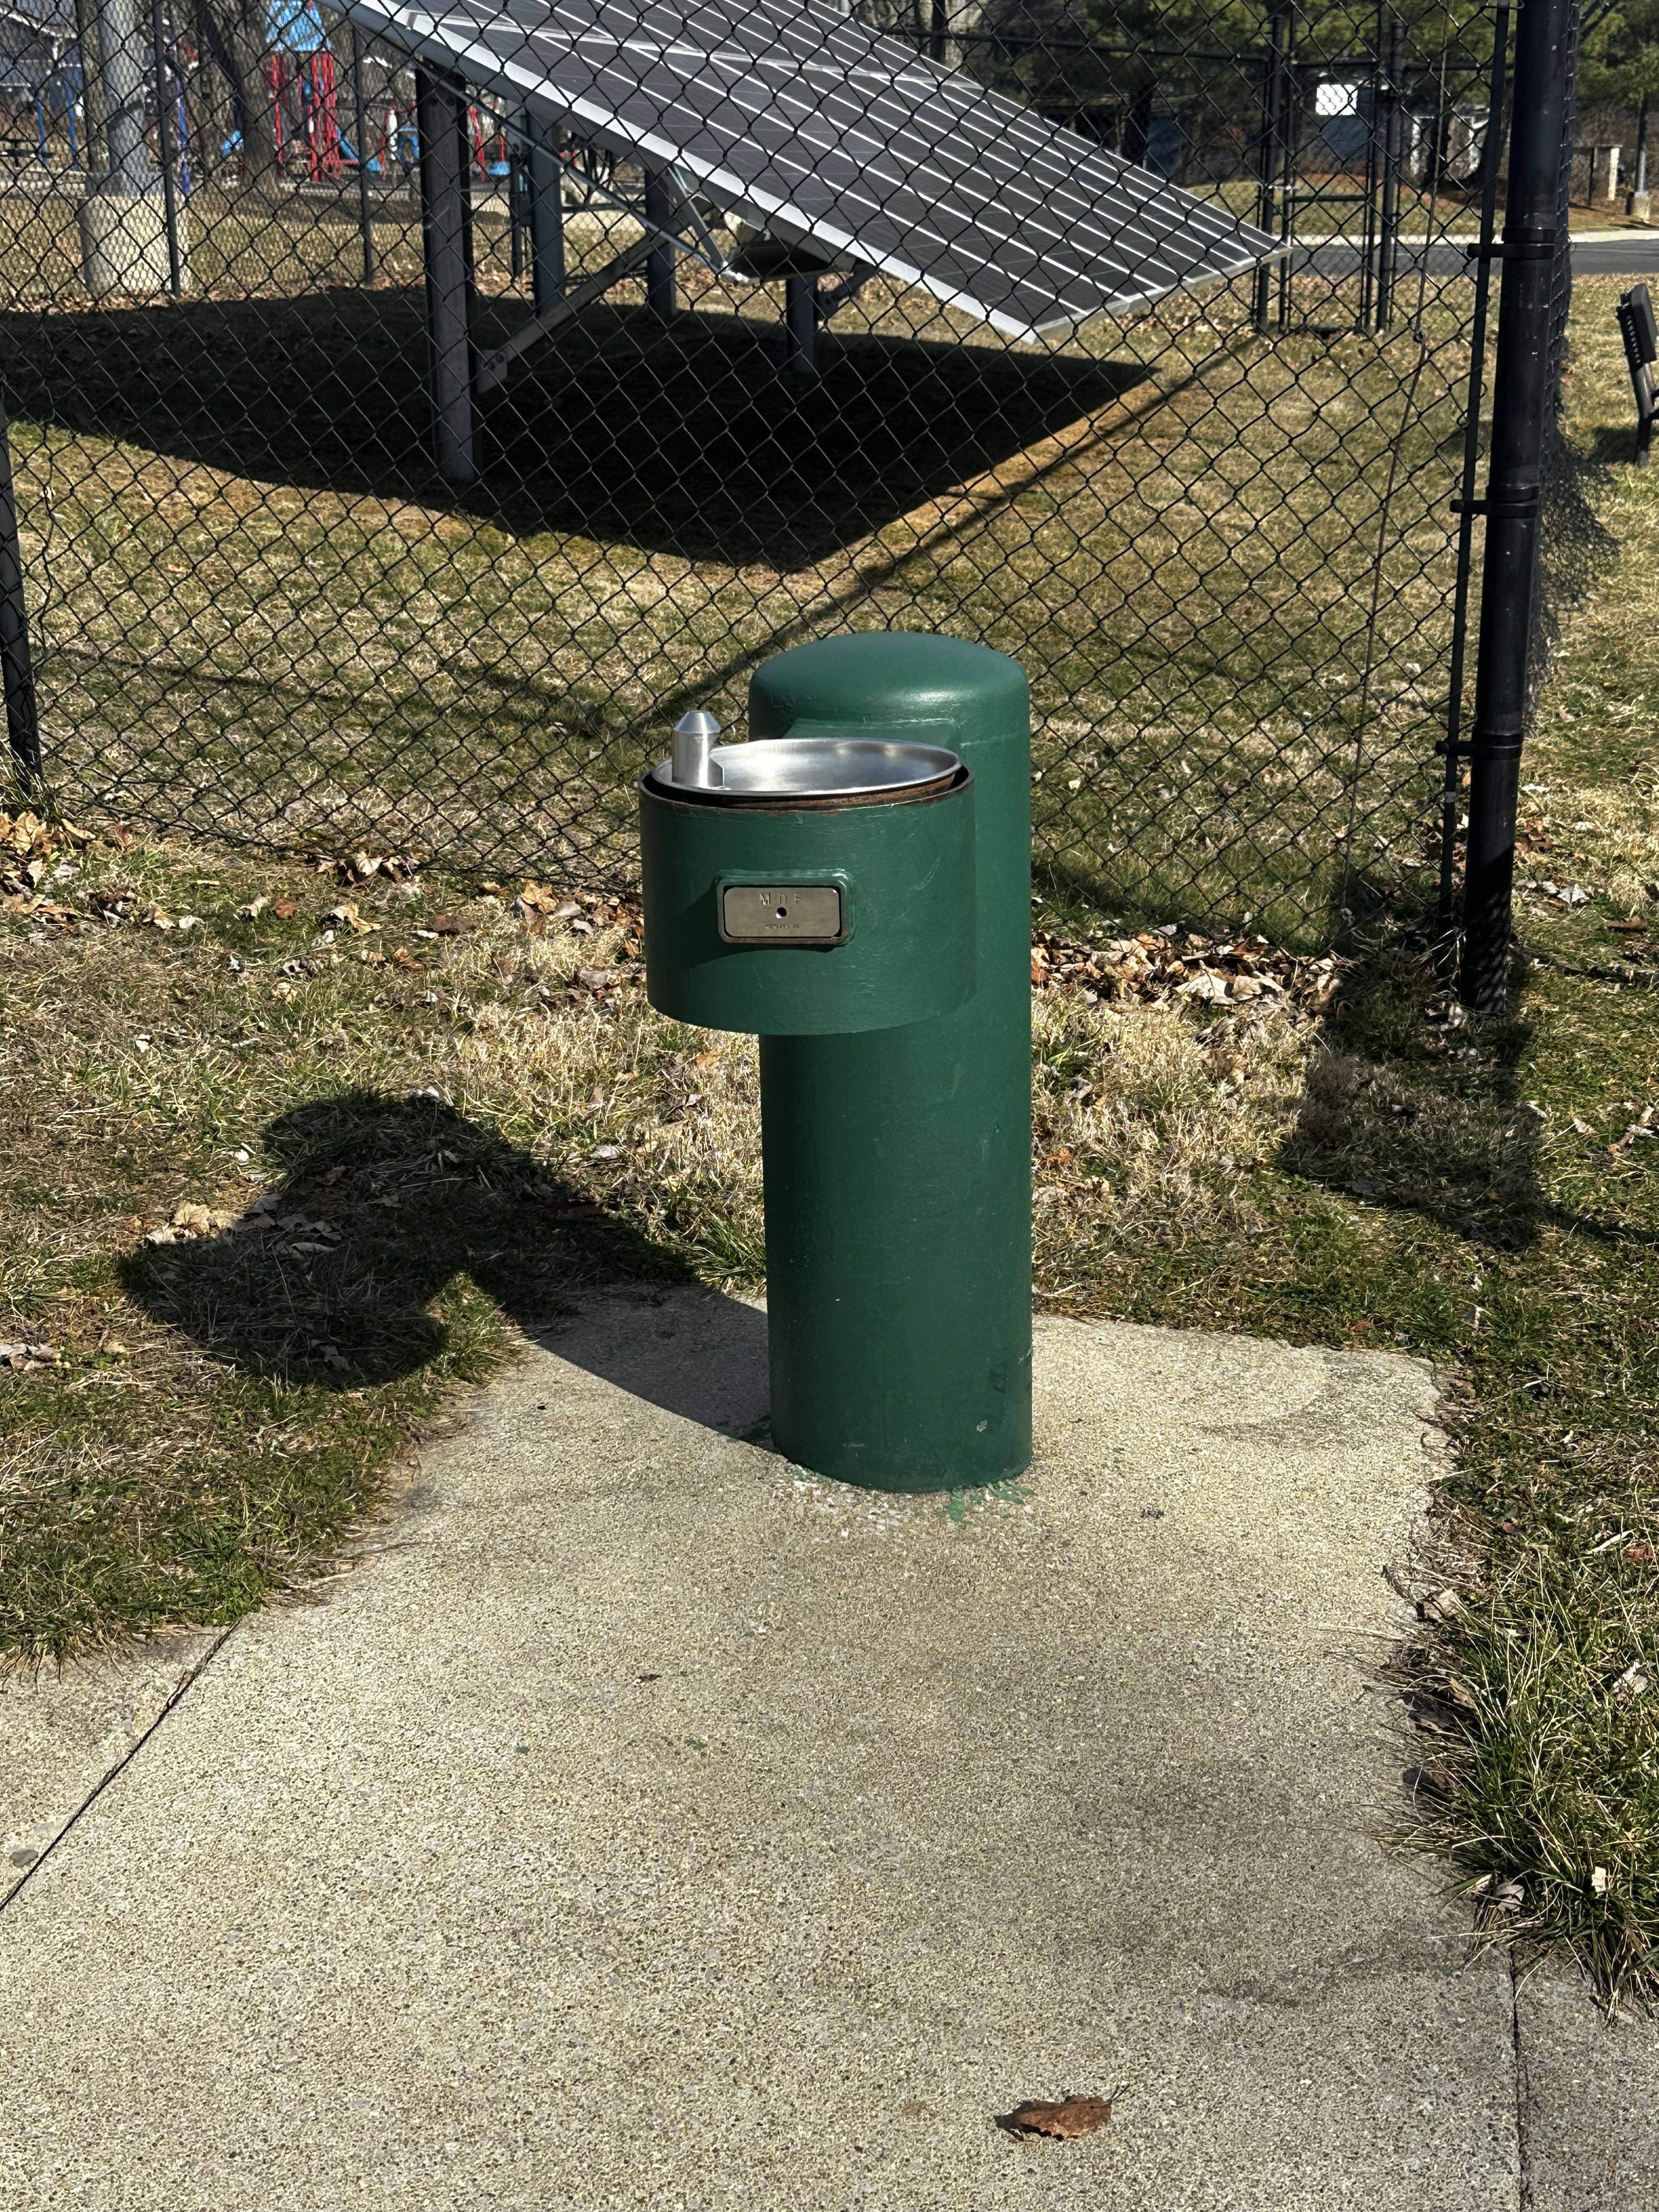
[720,883,844,943]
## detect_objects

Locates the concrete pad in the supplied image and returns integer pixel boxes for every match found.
[0,1293,1520,2209]
[1517,1967,1659,2212]
[0,1630,220,1905]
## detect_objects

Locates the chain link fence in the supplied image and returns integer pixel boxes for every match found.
[0,0,1518,947]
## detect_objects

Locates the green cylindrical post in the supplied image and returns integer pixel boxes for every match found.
[747,633,1031,1491]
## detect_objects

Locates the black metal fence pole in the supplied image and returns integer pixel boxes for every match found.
[1275,10,1298,329]
[0,383,41,790]
[1459,0,1576,1013]
[1375,15,1404,330]
[508,110,524,286]
[148,0,184,297]
[1252,11,1286,333]
[351,28,376,286]
[1436,1,1512,972]
[1358,0,1385,331]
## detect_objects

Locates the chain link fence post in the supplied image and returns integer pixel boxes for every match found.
[0,380,41,791]
[1459,0,1579,1013]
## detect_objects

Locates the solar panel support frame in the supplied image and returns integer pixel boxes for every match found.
[642,162,677,316]
[337,0,1279,349]
[784,273,817,376]
[525,110,567,311]
[472,156,734,395]
[815,270,872,324]
[416,66,477,483]
[475,228,659,390]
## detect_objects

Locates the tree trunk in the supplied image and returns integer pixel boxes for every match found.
[72,0,107,172]
[199,0,277,191]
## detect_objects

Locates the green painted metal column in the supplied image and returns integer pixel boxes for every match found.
[747,632,1031,1492]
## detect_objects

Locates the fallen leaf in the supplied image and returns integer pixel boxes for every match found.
[1419,1587,1462,1624]
[1493,1879,1526,1912]
[426,913,472,937]
[271,896,301,919]
[1002,2095,1113,2141]
[1625,1543,1655,1565]
[237,896,269,920]
[324,902,380,934]
[576,966,613,988]
[1614,1662,1651,1699]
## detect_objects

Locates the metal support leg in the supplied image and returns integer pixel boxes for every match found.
[784,274,817,375]
[417,70,476,484]
[643,162,676,316]
[527,113,566,314]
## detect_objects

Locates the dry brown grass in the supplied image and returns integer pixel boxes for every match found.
[0,814,1324,1663]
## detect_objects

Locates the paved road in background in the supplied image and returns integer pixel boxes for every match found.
[1284,230,1659,282]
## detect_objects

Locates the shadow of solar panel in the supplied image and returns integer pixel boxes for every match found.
[340,0,1277,338]
[1,292,1149,563]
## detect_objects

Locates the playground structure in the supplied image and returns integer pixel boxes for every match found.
[265,0,342,182]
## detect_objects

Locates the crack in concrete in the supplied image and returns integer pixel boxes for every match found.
[0,1626,236,1919]
[1511,1949,1535,2212]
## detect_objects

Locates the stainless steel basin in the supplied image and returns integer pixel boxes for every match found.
[655,735,962,804]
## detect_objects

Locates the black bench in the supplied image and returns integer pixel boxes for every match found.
[1617,283,1658,465]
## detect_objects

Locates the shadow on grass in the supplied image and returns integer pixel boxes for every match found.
[2,289,1147,567]
[119,1086,769,1429]
[1278,928,1653,1257]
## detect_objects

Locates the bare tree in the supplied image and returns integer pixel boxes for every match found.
[196,0,278,190]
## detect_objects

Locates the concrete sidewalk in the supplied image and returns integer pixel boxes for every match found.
[0,1293,1649,2208]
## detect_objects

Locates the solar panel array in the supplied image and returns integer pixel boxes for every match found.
[340,0,1278,341]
